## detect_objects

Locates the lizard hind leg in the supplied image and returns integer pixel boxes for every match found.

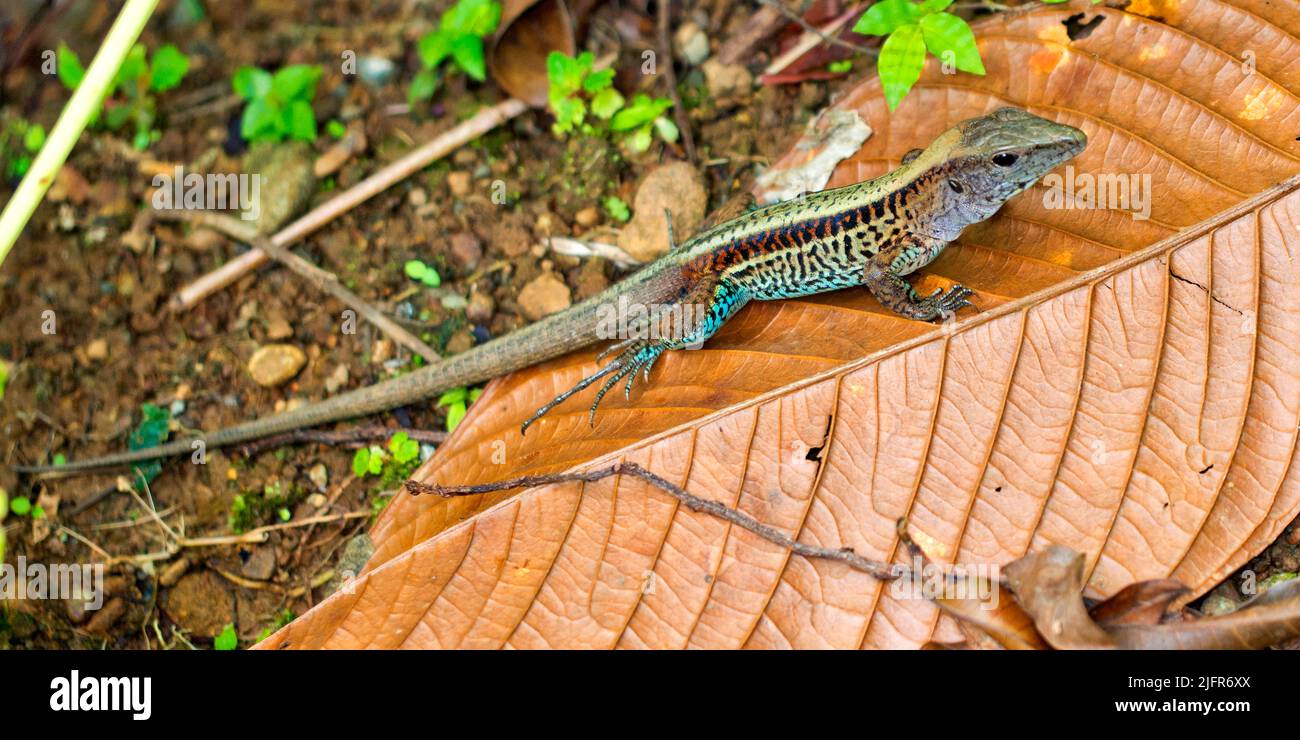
[519,338,666,435]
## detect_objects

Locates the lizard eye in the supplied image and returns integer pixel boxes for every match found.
[947,179,964,193]
[992,152,1019,167]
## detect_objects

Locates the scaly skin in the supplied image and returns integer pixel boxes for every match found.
[16,108,1085,476]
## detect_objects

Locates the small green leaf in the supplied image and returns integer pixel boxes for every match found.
[603,196,631,223]
[128,404,171,490]
[409,68,439,103]
[917,0,955,12]
[877,23,927,111]
[404,260,428,280]
[232,66,272,100]
[653,116,679,143]
[149,44,190,91]
[9,496,31,516]
[31,505,45,519]
[590,87,624,120]
[53,453,66,466]
[438,387,469,406]
[367,446,385,475]
[352,448,371,476]
[550,96,585,134]
[442,0,502,37]
[272,65,322,102]
[468,387,484,403]
[445,401,467,432]
[57,44,85,89]
[547,51,590,101]
[610,94,671,132]
[919,12,985,76]
[23,124,45,152]
[241,97,280,141]
[625,125,653,153]
[449,34,486,81]
[853,0,922,37]
[582,68,615,93]
[115,44,148,86]
[213,623,238,650]
[277,507,291,522]
[287,99,317,141]
[326,119,347,138]
[0,359,8,399]
[419,30,452,70]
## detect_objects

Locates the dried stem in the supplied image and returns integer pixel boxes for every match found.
[171,97,529,310]
[406,461,899,581]
[159,210,441,363]
[236,425,447,458]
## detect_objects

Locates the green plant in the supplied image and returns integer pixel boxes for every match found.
[57,42,189,149]
[127,404,171,492]
[1,118,45,180]
[232,64,323,143]
[410,0,502,103]
[404,259,441,287]
[352,432,424,487]
[0,358,9,399]
[852,0,983,111]
[0,488,7,563]
[546,52,679,154]
[213,623,238,650]
[228,479,301,533]
[7,495,45,519]
[603,196,631,223]
[437,386,483,433]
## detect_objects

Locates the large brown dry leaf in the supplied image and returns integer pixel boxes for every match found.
[260,0,1300,649]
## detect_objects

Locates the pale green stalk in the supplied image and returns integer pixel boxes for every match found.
[0,0,161,266]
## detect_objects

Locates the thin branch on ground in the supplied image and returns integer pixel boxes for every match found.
[236,426,447,458]
[758,0,877,58]
[658,0,697,163]
[171,97,529,310]
[405,461,899,581]
[158,210,441,363]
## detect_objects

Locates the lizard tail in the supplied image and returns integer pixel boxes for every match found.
[14,265,684,476]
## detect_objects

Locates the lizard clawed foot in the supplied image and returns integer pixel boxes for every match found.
[922,284,975,321]
[520,339,668,435]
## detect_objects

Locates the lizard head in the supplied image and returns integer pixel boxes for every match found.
[918,107,1086,228]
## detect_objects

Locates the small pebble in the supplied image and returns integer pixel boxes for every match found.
[448,171,473,197]
[449,232,483,270]
[574,206,600,228]
[247,344,307,387]
[517,272,572,321]
[466,290,495,324]
[357,55,397,87]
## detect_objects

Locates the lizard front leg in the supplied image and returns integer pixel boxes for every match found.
[863,236,973,321]
[521,276,748,434]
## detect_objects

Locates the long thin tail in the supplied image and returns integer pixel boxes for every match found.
[14,265,678,476]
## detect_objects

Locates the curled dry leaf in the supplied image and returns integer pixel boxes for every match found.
[260,0,1300,649]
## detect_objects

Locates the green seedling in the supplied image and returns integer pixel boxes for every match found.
[437,386,483,433]
[603,196,631,223]
[213,623,238,650]
[257,608,295,642]
[852,0,982,111]
[57,42,189,150]
[1,118,45,180]
[410,0,502,103]
[404,259,441,287]
[546,51,677,153]
[232,64,323,143]
[353,432,424,488]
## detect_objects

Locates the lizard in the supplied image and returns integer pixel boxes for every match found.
[14,107,1086,476]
